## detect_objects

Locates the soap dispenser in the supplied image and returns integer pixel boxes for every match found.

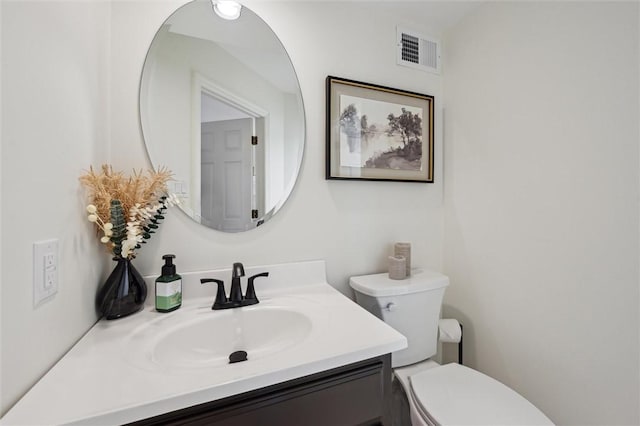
[155,254,182,312]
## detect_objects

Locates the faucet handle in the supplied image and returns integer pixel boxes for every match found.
[201,278,226,310]
[244,272,269,305]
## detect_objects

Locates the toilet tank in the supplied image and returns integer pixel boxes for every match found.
[349,269,449,368]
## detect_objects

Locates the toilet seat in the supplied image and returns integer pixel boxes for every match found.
[407,380,438,426]
[408,363,554,425]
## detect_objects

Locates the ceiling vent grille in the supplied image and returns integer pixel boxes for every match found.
[397,27,441,74]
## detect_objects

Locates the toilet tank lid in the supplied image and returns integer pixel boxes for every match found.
[349,269,449,297]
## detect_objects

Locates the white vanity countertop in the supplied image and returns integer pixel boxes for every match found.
[1,260,407,425]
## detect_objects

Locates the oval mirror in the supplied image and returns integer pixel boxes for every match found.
[140,0,305,232]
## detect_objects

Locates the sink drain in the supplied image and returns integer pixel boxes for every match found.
[229,350,248,364]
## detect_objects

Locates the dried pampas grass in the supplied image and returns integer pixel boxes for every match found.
[79,164,172,225]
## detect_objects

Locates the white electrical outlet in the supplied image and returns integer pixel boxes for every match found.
[33,239,59,306]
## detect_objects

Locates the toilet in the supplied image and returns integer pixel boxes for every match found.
[350,269,554,426]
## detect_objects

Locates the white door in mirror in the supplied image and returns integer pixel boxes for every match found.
[201,118,252,232]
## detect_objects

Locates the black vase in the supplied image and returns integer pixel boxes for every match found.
[96,257,147,320]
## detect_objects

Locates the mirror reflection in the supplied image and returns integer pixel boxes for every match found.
[140,0,305,232]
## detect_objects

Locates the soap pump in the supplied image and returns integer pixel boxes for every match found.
[155,254,182,312]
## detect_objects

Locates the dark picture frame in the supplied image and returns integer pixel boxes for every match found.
[326,76,434,183]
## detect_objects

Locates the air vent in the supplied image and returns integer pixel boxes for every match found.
[397,27,441,74]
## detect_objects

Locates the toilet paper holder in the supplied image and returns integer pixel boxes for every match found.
[457,323,463,364]
[438,319,464,365]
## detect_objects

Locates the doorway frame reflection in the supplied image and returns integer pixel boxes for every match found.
[191,72,269,230]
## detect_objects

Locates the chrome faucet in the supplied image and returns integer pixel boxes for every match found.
[200,262,269,310]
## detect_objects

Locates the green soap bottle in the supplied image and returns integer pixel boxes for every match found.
[155,254,182,312]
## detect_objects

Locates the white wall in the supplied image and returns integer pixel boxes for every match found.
[0,0,4,415]
[110,0,445,294]
[442,2,639,425]
[0,1,111,415]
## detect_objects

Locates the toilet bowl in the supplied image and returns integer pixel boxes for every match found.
[395,361,553,425]
[349,269,553,426]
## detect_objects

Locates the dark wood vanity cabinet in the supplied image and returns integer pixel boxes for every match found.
[129,355,392,426]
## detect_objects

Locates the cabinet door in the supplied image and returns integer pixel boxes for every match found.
[131,355,391,426]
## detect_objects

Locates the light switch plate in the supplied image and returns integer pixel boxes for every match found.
[33,239,58,306]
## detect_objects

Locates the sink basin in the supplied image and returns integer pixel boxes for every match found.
[127,305,312,371]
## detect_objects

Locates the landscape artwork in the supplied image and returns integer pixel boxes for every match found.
[338,94,423,170]
[326,76,434,182]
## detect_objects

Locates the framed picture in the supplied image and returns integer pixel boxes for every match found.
[326,76,434,183]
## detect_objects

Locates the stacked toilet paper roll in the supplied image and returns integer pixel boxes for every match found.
[394,242,411,276]
[388,256,406,280]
